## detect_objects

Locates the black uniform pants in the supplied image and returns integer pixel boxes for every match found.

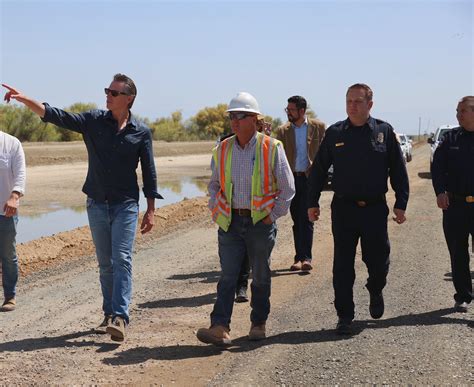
[290,174,314,262]
[442,202,473,304]
[331,196,390,320]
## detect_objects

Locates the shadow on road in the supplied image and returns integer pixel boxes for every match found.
[166,269,309,285]
[272,269,311,277]
[443,271,474,281]
[0,330,120,353]
[167,271,220,284]
[102,307,472,365]
[356,307,471,330]
[102,344,224,365]
[418,172,431,179]
[138,292,217,309]
[101,329,351,366]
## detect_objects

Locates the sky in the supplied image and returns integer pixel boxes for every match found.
[0,0,472,135]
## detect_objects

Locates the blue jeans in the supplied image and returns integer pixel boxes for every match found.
[211,215,277,328]
[0,215,19,299]
[86,198,139,324]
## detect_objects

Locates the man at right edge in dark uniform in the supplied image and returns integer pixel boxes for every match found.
[431,96,474,313]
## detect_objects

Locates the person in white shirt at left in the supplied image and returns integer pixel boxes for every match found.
[0,129,26,312]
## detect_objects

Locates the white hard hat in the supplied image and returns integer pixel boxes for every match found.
[226,92,261,114]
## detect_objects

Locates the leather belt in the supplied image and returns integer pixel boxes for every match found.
[294,172,306,177]
[448,193,474,203]
[232,208,252,216]
[335,194,386,207]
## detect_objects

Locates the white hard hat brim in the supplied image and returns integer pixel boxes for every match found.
[226,107,261,115]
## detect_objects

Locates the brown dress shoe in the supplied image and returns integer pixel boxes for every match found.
[196,325,232,347]
[106,316,126,342]
[248,323,266,341]
[301,260,313,271]
[94,315,112,334]
[290,261,302,271]
[0,298,16,312]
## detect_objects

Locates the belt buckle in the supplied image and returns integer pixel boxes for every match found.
[466,196,474,203]
[356,200,367,207]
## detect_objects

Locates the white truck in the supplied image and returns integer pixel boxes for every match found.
[428,124,458,167]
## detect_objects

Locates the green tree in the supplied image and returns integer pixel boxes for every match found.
[0,105,59,141]
[306,107,318,119]
[150,110,189,142]
[188,104,230,140]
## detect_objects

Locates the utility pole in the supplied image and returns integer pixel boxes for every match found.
[418,117,421,141]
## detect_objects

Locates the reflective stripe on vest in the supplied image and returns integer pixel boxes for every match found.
[211,132,280,231]
[252,134,278,213]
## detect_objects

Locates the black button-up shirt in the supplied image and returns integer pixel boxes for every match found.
[308,116,409,210]
[431,127,474,196]
[42,104,162,203]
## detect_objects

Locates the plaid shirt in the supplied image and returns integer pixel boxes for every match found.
[208,132,295,222]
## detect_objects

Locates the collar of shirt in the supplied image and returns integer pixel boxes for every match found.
[291,117,308,130]
[234,131,258,150]
[342,116,376,131]
[105,110,138,131]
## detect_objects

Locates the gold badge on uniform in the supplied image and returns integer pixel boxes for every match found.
[335,142,344,147]
[377,133,384,143]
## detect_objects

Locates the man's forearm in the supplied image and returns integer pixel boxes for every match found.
[146,197,155,212]
[20,97,46,118]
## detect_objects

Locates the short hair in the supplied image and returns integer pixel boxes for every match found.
[458,96,474,111]
[346,83,373,102]
[113,73,137,108]
[287,95,307,112]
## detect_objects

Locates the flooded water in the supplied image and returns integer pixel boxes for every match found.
[16,177,208,243]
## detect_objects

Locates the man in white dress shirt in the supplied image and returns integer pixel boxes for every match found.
[0,129,26,312]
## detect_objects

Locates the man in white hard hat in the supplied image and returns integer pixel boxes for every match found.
[197,92,295,346]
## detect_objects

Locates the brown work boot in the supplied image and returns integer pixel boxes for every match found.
[196,325,232,347]
[106,316,126,342]
[290,261,302,271]
[248,323,266,341]
[301,260,313,271]
[0,298,16,312]
[94,315,112,334]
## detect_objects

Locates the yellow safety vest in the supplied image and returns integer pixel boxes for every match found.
[211,132,280,231]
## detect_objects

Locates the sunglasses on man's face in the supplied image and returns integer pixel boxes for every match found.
[104,88,129,97]
[228,112,250,121]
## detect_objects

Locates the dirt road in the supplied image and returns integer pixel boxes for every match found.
[0,143,472,385]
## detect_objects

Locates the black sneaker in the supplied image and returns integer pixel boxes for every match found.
[454,301,468,313]
[235,288,249,303]
[369,292,384,319]
[336,318,353,335]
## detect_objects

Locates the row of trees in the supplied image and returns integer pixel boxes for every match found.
[0,103,286,142]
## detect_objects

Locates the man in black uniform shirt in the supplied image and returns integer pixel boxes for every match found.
[431,96,474,313]
[308,83,409,334]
